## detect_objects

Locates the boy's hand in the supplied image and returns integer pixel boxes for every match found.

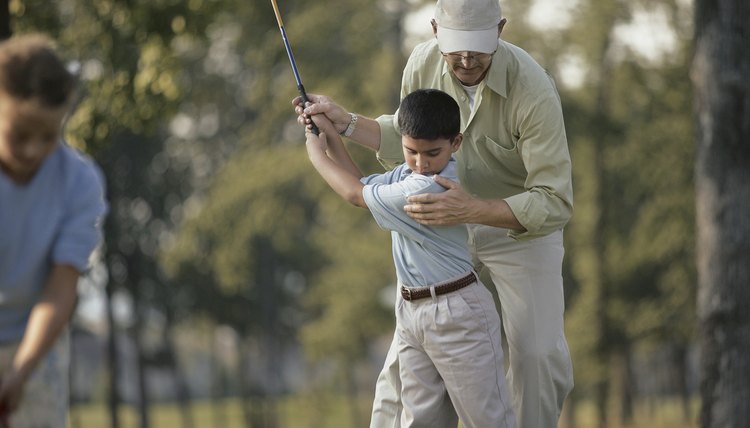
[0,368,28,422]
[305,129,328,153]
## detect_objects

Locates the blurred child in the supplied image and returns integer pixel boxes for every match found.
[0,34,107,427]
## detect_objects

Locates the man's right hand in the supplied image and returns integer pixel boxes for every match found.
[292,94,351,135]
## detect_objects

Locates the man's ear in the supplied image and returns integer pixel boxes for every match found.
[498,18,507,37]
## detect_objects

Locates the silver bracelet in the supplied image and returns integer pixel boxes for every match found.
[341,113,358,137]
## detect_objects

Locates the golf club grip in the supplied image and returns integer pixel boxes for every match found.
[299,84,319,135]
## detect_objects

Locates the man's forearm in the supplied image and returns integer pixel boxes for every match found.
[346,115,381,152]
[472,198,526,231]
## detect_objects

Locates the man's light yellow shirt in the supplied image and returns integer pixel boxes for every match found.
[376,38,573,240]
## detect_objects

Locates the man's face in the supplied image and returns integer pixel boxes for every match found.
[441,51,495,86]
[431,18,506,86]
[0,96,67,184]
[401,134,462,176]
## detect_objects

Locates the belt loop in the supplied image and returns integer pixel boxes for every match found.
[429,286,437,302]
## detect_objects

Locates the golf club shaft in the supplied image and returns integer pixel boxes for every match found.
[271,0,319,134]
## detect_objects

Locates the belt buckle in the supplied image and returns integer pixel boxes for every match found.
[403,287,412,301]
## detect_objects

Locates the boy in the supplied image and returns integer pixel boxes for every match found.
[0,34,107,426]
[304,89,514,428]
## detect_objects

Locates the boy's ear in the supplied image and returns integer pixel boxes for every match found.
[451,133,463,152]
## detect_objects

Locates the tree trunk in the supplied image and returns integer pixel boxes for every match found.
[559,392,576,428]
[211,328,230,428]
[611,347,634,426]
[0,0,9,40]
[692,0,750,427]
[164,318,194,428]
[672,344,692,423]
[591,29,616,428]
[345,359,362,428]
[133,307,150,428]
[105,279,121,428]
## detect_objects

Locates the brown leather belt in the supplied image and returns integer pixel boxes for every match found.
[401,272,477,302]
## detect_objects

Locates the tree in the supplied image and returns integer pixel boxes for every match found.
[0,0,9,39]
[692,0,750,426]
[513,0,696,425]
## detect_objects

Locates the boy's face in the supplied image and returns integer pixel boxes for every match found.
[401,134,462,175]
[0,96,67,184]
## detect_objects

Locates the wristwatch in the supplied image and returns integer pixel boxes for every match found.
[341,113,358,137]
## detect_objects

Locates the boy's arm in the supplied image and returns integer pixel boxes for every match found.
[0,264,78,414]
[305,118,367,208]
[314,116,364,179]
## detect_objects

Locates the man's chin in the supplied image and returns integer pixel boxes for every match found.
[453,68,487,86]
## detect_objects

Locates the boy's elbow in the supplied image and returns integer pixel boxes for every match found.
[345,190,366,208]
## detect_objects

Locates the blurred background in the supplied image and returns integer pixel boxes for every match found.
[5,0,697,426]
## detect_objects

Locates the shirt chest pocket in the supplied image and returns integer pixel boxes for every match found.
[481,135,527,178]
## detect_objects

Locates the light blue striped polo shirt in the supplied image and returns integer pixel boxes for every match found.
[361,159,473,288]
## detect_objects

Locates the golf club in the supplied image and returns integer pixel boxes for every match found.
[270,0,319,135]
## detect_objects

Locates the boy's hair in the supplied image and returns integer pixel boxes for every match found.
[0,34,76,107]
[398,89,460,141]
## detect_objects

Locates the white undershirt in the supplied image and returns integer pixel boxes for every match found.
[461,83,479,112]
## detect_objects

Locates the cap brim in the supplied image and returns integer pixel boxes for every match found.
[436,26,498,54]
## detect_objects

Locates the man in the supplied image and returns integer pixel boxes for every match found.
[294,0,574,426]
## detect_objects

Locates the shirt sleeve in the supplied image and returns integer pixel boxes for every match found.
[362,175,442,244]
[504,89,573,240]
[53,162,108,272]
[375,113,403,170]
[375,43,427,171]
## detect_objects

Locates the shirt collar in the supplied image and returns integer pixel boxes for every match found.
[401,157,457,178]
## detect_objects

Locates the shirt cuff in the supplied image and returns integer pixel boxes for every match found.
[504,193,549,240]
[375,115,404,170]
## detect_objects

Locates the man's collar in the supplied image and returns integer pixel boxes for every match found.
[485,41,508,98]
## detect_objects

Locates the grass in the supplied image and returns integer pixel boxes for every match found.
[70,394,373,428]
[70,394,699,428]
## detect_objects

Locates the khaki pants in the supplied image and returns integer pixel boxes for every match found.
[0,331,69,428]
[396,280,515,428]
[371,228,573,428]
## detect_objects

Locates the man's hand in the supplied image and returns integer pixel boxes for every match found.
[407,175,526,230]
[292,94,351,134]
[404,175,479,226]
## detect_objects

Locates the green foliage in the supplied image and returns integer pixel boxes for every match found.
[559,0,696,410]
[17,0,698,411]
[159,0,402,366]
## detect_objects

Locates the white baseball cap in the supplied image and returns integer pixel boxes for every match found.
[434,0,502,54]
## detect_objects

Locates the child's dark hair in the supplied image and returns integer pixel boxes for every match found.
[0,34,76,107]
[397,89,460,141]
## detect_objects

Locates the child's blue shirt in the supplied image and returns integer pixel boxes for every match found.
[0,143,107,343]
[361,159,473,288]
